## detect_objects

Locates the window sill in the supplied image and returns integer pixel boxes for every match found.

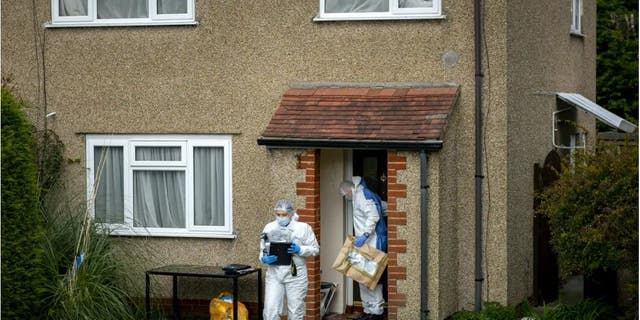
[45,20,199,28]
[313,14,446,22]
[570,31,585,38]
[108,229,237,239]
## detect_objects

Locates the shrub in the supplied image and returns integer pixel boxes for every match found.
[452,299,616,320]
[482,302,516,320]
[536,142,638,278]
[451,302,515,320]
[451,310,491,320]
[554,299,616,320]
[1,87,47,318]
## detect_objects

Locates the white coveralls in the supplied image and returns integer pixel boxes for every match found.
[350,176,385,316]
[260,213,320,320]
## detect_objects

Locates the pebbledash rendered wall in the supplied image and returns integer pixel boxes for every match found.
[1,0,595,319]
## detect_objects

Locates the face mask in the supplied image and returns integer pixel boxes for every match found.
[276,216,290,227]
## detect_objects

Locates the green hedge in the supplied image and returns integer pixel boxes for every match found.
[1,88,46,318]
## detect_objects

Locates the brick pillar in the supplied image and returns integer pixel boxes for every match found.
[386,151,408,320]
[295,149,321,320]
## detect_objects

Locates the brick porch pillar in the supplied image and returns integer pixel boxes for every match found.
[386,151,408,320]
[295,149,321,320]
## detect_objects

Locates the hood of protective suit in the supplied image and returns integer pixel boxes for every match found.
[352,176,363,189]
[273,211,299,221]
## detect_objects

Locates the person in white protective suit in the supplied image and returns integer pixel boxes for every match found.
[259,199,320,320]
[339,177,387,320]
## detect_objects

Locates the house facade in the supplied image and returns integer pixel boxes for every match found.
[2,0,597,319]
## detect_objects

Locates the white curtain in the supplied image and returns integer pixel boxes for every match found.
[59,0,88,16]
[194,147,224,226]
[324,0,433,12]
[399,0,432,8]
[134,171,185,227]
[94,146,124,224]
[98,0,148,19]
[133,147,185,228]
[325,0,388,13]
[158,0,187,14]
[135,146,181,161]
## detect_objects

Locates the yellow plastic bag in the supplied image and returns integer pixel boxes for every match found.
[209,291,249,320]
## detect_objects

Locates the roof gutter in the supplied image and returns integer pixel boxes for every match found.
[257,137,443,151]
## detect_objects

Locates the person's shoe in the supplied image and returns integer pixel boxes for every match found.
[354,313,373,320]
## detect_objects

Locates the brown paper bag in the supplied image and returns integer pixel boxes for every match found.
[332,235,388,290]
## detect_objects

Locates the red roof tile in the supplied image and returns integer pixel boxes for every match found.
[261,85,459,142]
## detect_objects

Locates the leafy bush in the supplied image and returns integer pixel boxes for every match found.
[451,302,515,320]
[536,142,638,278]
[452,300,615,320]
[521,299,616,320]
[1,87,47,318]
[483,302,516,320]
[553,299,616,320]
[452,310,491,320]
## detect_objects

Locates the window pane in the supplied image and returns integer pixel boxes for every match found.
[59,0,88,16]
[158,0,188,14]
[135,146,181,161]
[97,0,148,19]
[325,0,388,13]
[399,0,433,8]
[133,171,185,228]
[571,0,581,30]
[194,147,225,226]
[94,146,124,223]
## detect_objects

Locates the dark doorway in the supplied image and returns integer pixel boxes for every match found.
[353,150,387,201]
[351,150,388,309]
[532,150,561,305]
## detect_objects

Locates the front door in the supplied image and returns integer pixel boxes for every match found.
[318,149,388,315]
[351,150,388,311]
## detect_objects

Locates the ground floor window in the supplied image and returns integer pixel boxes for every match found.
[86,134,233,238]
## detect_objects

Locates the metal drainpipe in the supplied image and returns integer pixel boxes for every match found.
[420,149,430,320]
[474,0,485,311]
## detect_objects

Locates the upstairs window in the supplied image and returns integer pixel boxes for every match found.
[86,135,233,238]
[316,0,442,21]
[51,0,195,26]
[570,0,582,34]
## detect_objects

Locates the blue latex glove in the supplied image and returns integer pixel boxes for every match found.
[260,255,277,264]
[353,234,368,247]
[287,242,301,254]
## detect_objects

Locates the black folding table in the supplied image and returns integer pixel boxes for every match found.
[145,264,262,320]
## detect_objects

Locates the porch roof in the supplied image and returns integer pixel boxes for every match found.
[257,83,460,150]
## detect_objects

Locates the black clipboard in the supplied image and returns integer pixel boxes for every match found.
[269,242,292,265]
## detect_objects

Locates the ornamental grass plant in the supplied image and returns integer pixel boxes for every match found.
[39,186,148,319]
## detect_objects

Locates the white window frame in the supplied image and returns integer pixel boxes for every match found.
[86,134,234,238]
[130,140,187,167]
[49,0,196,27]
[315,0,444,21]
[570,0,582,34]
